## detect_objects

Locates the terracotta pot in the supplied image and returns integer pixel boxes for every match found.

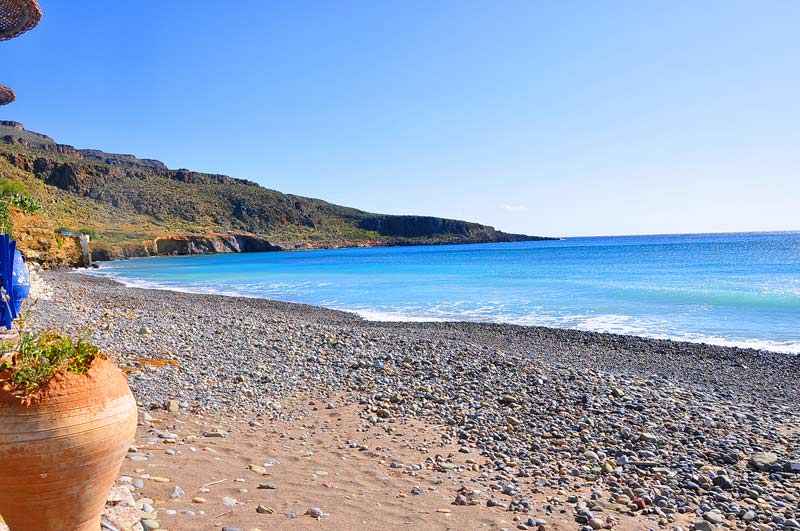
[0,357,138,531]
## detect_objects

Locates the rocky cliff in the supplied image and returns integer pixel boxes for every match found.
[0,122,553,261]
[9,210,89,268]
[91,234,282,261]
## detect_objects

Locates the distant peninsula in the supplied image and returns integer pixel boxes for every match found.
[0,120,553,266]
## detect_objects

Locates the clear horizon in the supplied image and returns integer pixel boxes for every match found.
[1,1,798,237]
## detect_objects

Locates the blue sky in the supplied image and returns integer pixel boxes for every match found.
[1,1,798,237]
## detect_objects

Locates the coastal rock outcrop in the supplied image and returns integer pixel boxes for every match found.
[91,234,282,261]
[153,234,281,255]
[9,210,89,268]
[358,215,534,241]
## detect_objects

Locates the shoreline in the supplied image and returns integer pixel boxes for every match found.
[24,271,800,531]
[89,233,559,262]
[85,263,800,356]
[35,271,800,406]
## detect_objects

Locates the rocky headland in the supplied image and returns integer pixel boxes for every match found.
[0,121,553,266]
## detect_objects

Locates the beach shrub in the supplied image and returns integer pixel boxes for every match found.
[7,193,42,213]
[79,227,98,239]
[0,201,9,235]
[0,178,44,234]
[54,226,70,248]
[0,178,26,197]
[0,178,42,213]
[0,329,100,390]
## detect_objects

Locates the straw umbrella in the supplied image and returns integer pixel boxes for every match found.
[0,0,42,106]
[0,0,41,41]
[0,85,14,106]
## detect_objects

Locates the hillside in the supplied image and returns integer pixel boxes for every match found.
[0,121,550,263]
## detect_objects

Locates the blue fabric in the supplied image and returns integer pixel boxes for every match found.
[12,250,30,315]
[0,235,30,329]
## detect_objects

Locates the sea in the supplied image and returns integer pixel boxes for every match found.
[88,231,800,354]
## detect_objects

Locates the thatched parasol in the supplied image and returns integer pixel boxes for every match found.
[0,0,41,41]
[1,0,41,106]
[0,84,15,106]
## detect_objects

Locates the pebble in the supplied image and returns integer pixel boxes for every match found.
[694,521,717,531]
[306,507,324,518]
[34,272,800,531]
[750,452,778,471]
[248,464,268,475]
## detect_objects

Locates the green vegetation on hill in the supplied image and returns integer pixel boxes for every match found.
[0,176,43,233]
[0,121,548,259]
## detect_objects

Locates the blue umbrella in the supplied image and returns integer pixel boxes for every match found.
[0,234,30,329]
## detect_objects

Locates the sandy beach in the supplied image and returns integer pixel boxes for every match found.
[22,271,800,531]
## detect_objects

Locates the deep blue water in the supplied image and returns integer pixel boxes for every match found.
[89,232,800,353]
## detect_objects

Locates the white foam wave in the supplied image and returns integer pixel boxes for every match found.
[354,306,800,354]
[83,270,260,300]
[82,270,800,354]
[350,309,447,322]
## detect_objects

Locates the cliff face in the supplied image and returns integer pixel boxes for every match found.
[358,215,529,241]
[0,122,553,261]
[9,210,89,268]
[153,234,282,255]
[0,120,83,158]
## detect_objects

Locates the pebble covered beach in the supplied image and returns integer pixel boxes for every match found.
[22,271,800,531]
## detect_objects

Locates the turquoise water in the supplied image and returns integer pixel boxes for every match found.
[90,232,800,353]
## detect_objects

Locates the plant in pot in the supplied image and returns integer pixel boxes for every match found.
[0,327,138,531]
